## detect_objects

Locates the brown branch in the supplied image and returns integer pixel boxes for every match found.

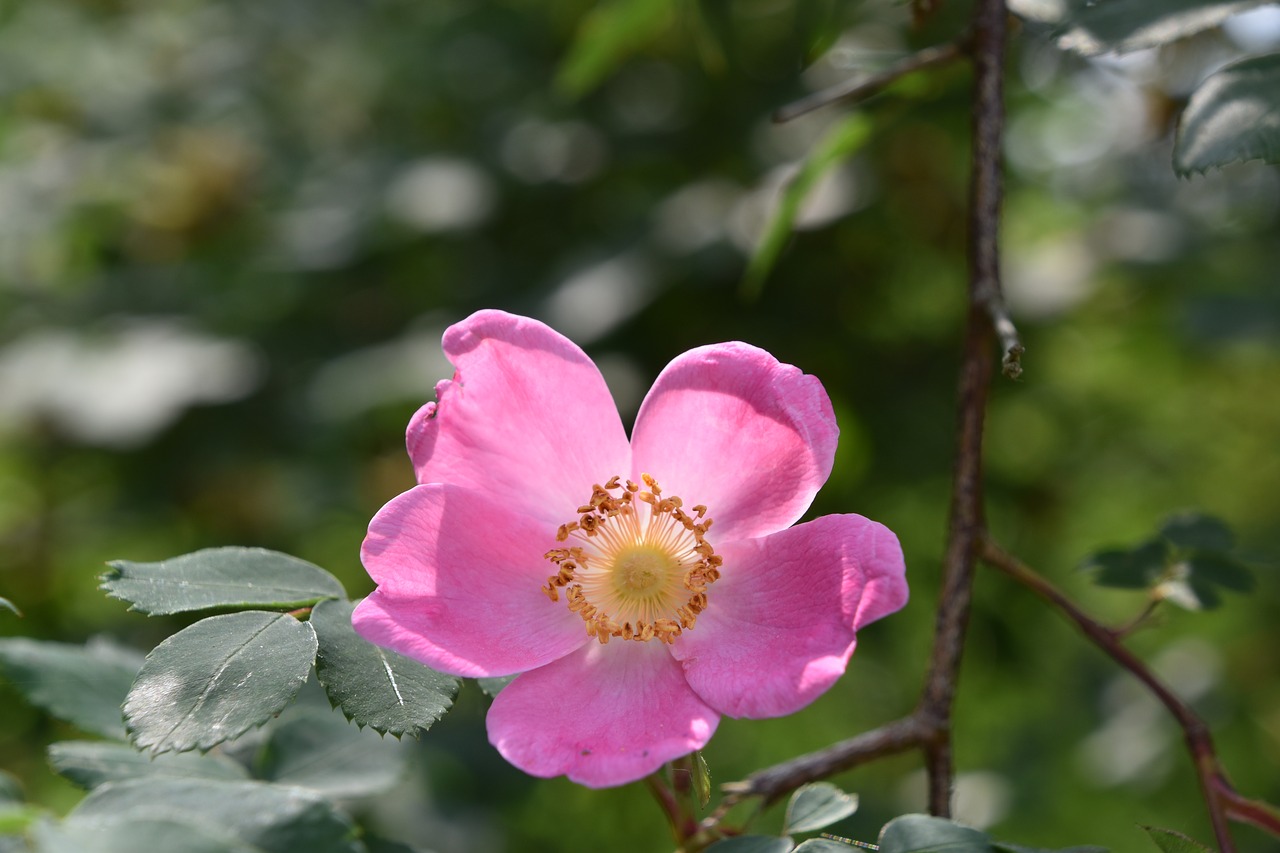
[773,38,967,124]
[979,536,1280,851]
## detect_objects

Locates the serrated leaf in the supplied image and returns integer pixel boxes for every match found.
[705,837,795,853]
[476,675,515,697]
[1176,52,1280,175]
[125,611,317,755]
[742,113,873,299]
[692,750,712,809]
[0,637,142,738]
[311,598,458,736]
[1010,0,1271,56]
[1187,552,1256,592]
[48,741,249,790]
[878,814,992,853]
[1085,540,1169,589]
[33,816,259,853]
[785,782,860,834]
[555,0,675,98]
[254,705,409,798]
[1158,513,1235,552]
[1141,826,1214,853]
[68,777,362,853]
[102,547,345,616]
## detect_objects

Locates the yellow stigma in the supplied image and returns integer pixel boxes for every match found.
[542,474,721,645]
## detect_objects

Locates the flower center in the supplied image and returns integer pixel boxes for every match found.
[543,474,721,645]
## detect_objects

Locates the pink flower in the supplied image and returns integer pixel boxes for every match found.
[353,310,908,788]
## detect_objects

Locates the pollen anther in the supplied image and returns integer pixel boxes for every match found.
[543,474,720,645]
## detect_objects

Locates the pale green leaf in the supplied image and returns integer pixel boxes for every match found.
[705,837,794,853]
[555,0,675,99]
[0,637,142,739]
[1175,53,1280,175]
[102,547,345,616]
[1141,826,1214,853]
[33,816,258,853]
[68,777,361,853]
[692,750,712,809]
[48,740,249,790]
[785,782,860,834]
[311,598,458,736]
[125,611,317,755]
[878,814,992,853]
[742,113,873,299]
[0,597,20,617]
[1010,0,1271,56]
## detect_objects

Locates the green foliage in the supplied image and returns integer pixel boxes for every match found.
[1013,0,1271,55]
[311,598,458,736]
[0,638,142,739]
[742,113,873,299]
[555,0,676,98]
[877,815,1109,853]
[1140,826,1214,853]
[63,777,362,853]
[692,750,713,809]
[476,675,516,697]
[1175,53,1280,175]
[705,836,795,853]
[251,704,409,798]
[785,782,860,835]
[124,611,317,755]
[102,548,346,616]
[32,817,260,853]
[0,598,20,618]
[48,741,249,789]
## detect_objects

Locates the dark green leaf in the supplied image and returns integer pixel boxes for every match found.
[1176,53,1280,175]
[125,611,317,755]
[878,814,992,853]
[1158,513,1235,552]
[311,599,458,736]
[794,840,867,852]
[1187,552,1256,592]
[255,705,409,798]
[1141,826,1214,853]
[363,836,431,853]
[1084,540,1169,589]
[704,837,794,853]
[68,777,362,853]
[1011,0,1271,56]
[555,0,675,98]
[785,782,860,834]
[33,816,258,853]
[48,741,249,790]
[476,675,515,697]
[0,637,142,739]
[742,113,873,299]
[692,750,712,809]
[102,547,345,616]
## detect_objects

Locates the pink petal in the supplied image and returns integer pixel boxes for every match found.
[406,310,631,526]
[487,641,719,788]
[353,483,587,678]
[671,514,907,719]
[629,342,838,543]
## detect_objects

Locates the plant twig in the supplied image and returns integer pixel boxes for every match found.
[773,38,967,124]
[979,536,1280,851]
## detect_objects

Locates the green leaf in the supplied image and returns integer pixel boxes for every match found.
[67,777,362,853]
[254,705,409,798]
[0,637,142,738]
[33,816,259,853]
[476,675,515,697]
[1011,0,1271,56]
[785,782,860,834]
[742,113,873,299]
[102,547,345,616]
[1158,513,1235,552]
[1141,826,1214,853]
[704,837,794,853]
[0,597,20,617]
[311,598,458,736]
[994,843,1109,852]
[692,750,712,809]
[1187,552,1256,592]
[0,770,22,803]
[48,740,249,790]
[794,840,868,852]
[878,814,993,853]
[1084,540,1169,589]
[363,836,431,853]
[555,0,675,99]
[124,611,317,755]
[1175,53,1280,175]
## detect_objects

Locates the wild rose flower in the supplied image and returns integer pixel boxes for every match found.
[353,310,908,788]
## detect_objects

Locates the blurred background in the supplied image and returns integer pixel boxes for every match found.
[1,0,1278,850]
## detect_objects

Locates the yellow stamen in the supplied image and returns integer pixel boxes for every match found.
[543,474,721,644]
